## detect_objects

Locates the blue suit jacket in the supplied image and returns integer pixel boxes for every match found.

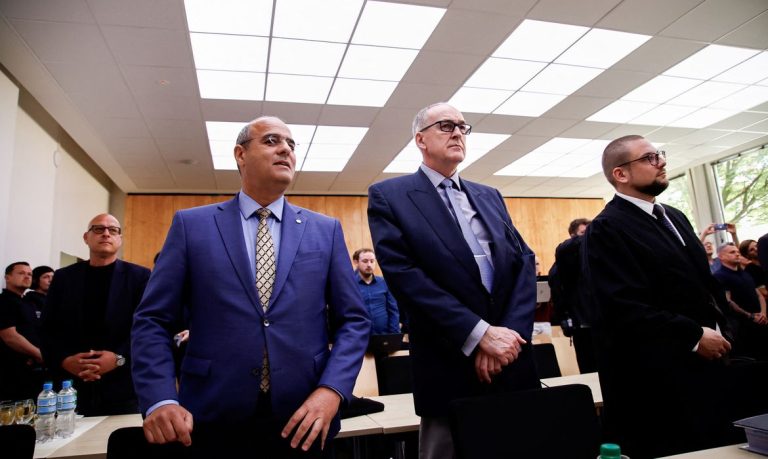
[368,170,539,417]
[131,196,370,437]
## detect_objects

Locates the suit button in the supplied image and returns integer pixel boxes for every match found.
[251,368,259,377]
[263,319,270,327]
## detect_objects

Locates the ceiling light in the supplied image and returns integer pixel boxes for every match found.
[266,74,333,103]
[312,126,368,144]
[667,107,739,128]
[272,0,363,42]
[206,121,246,141]
[197,70,265,100]
[630,104,699,126]
[493,19,588,62]
[352,1,445,49]
[190,33,268,71]
[448,87,512,114]
[713,51,768,84]
[457,133,510,171]
[494,92,566,117]
[710,85,768,111]
[663,44,759,80]
[521,64,603,95]
[667,81,746,107]
[269,38,346,77]
[338,45,419,81]
[622,75,703,104]
[212,155,238,170]
[555,28,650,69]
[587,100,657,123]
[464,58,546,91]
[328,79,398,107]
[184,0,272,35]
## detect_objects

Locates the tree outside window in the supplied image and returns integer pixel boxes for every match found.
[663,173,696,231]
[713,145,768,240]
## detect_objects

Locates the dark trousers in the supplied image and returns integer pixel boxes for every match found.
[572,327,598,373]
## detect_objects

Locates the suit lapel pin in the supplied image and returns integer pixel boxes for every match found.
[296,218,302,224]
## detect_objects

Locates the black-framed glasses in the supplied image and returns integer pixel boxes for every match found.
[239,134,297,152]
[616,150,666,168]
[419,119,472,135]
[89,225,122,236]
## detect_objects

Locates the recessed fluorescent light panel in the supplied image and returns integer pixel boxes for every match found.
[451,20,650,115]
[206,122,368,172]
[384,143,422,174]
[587,44,766,128]
[185,0,445,106]
[495,138,609,178]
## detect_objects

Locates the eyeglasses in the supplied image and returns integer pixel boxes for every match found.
[89,225,122,236]
[419,119,472,135]
[616,150,666,168]
[239,134,297,152]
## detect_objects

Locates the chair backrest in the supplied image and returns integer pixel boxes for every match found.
[533,342,562,378]
[450,384,600,459]
[375,354,413,395]
[0,424,36,459]
[107,427,187,459]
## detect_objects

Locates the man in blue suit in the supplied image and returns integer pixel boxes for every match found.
[131,116,370,457]
[368,102,539,458]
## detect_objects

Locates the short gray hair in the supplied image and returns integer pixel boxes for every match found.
[412,102,449,137]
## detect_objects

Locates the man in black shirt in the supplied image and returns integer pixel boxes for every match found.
[714,243,768,359]
[42,214,150,416]
[0,261,43,400]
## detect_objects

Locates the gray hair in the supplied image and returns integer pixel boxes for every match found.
[412,102,449,137]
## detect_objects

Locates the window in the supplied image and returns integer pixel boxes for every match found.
[712,145,768,241]
[663,173,696,230]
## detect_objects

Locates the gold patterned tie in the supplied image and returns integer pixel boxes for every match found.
[256,208,275,392]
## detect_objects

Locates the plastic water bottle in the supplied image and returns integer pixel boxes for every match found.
[36,382,57,442]
[598,443,629,459]
[69,380,78,414]
[56,380,76,437]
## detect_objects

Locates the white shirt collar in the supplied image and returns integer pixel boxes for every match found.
[615,191,656,216]
[420,163,462,191]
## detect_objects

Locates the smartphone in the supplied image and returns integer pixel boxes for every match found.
[714,223,728,231]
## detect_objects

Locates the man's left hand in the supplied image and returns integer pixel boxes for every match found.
[474,350,503,383]
[282,387,341,452]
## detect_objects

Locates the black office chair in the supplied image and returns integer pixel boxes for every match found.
[533,342,562,378]
[0,424,36,459]
[450,384,600,459]
[107,427,189,459]
[375,354,413,395]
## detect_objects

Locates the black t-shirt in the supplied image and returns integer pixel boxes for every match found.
[82,262,116,349]
[714,266,761,314]
[0,289,41,370]
[745,263,767,288]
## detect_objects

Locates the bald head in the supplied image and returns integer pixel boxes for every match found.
[602,135,645,186]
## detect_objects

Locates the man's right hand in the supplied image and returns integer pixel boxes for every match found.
[477,326,526,365]
[696,327,732,360]
[143,404,193,446]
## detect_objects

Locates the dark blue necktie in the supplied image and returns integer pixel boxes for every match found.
[652,204,683,245]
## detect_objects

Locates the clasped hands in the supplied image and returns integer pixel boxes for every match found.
[62,350,119,381]
[475,326,526,383]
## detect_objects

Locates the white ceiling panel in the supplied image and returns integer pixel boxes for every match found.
[1,0,766,195]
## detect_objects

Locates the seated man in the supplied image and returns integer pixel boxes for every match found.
[42,214,150,416]
[352,248,400,335]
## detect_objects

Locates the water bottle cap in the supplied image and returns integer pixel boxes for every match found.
[43,382,53,390]
[62,380,72,389]
[600,443,621,458]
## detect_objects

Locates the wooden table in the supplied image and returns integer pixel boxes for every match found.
[368,393,419,434]
[541,371,603,407]
[659,444,753,458]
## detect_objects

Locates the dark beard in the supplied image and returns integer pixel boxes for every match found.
[636,179,668,196]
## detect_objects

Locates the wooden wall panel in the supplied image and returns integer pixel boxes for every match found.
[123,194,606,273]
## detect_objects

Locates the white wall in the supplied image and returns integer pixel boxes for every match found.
[0,71,20,267]
[0,74,109,276]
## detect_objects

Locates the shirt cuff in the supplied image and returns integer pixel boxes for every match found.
[146,399,179,417]
[462,320,490,356]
